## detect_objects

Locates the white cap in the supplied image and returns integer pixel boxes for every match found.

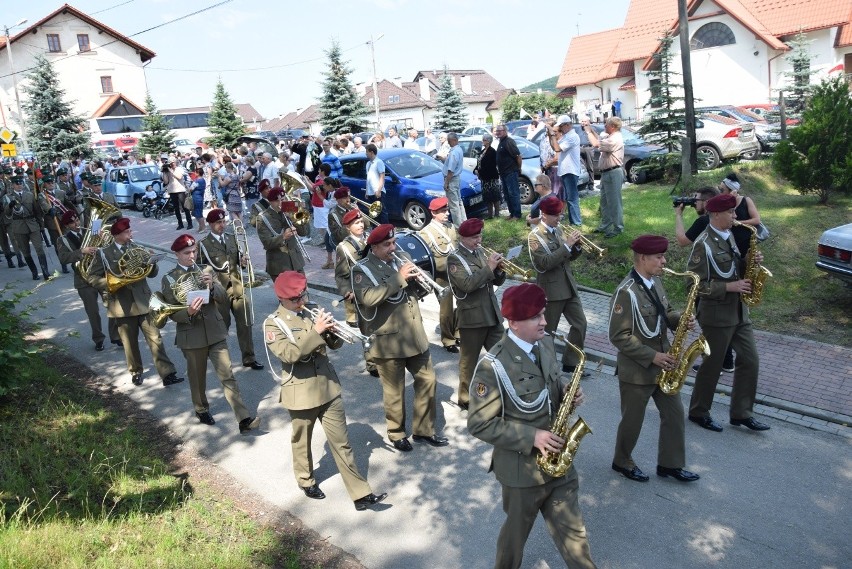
[556,115,572,127]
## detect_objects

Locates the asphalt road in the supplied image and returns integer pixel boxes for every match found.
[3,264,849,569]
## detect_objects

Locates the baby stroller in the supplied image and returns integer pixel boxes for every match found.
[142,184,174,219]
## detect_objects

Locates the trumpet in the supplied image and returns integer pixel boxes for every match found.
[304,304,375,349]
[351,196,383,219]
[481,246,533,281]
[558,224,606,258]
[391,252,450,300]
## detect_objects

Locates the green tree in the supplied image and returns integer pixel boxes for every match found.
[500,92,572,121]
[772,76,852,205]
[207,79,244,149]
[319,40,368,134]
[636,34,688,152]
[21,55,90,165]
[779,31,816,121]
[433,68,468,132]
[136,93,175,157]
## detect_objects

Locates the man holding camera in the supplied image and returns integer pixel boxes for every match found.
[674,186,719,247]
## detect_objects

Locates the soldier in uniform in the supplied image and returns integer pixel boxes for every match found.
[55,167,84,215]
[88,217,183,387]
[81,175,117,227]
[418,197,460,352]
[351,223,449,452]
[528,195,589,376]
[608,235,700,483]
[257,187,305,283]
[0,166,25,268]
[161,234,261,433]
[40,174,71,273]
[687,194,769,433]
[248,178,271,228]
[55,210,121,350]
[327,187,354,247]
[264,271,387,510]
[197,208,264,370]
[467,283,597,569]
[447,218,506,410]
[3,175,50,280]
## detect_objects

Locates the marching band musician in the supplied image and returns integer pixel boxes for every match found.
[264,271,387,510]
[40,174,72,273]
[419,197,460,352]
[162,234,261,433]
[81,174,118,230]
[3,174,50,280]
[351,223,449,452]
[89,217,184,387]
[248,179,272,228]
[0,165,25,269]
[257,187,305,283]
[528,195,589,376]
[467,283,597,569]
[608,235,700,483]
[55,210,121,351]
[446,218,506,410]
[327,187,354,247]
[198,208,264,371]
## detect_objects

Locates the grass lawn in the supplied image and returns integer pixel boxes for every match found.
[485,160,851,346]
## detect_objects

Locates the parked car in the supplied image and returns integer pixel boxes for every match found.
[816,223,852,284]
[695,105,781,152]
[103,164,163,210]
[740,104,800,126]
[113,135,138,152]
[461,125,493,137]
[172,138,197,154]
[91,140,121,160]
[253,130,280,145]
[641,116,759,170]
[236,135,278,158]
[338,148,486,230]
[276,129,308,146]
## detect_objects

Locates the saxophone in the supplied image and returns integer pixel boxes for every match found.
[733,220,772,307]
[657,268,710,395]
[536,335,592,478]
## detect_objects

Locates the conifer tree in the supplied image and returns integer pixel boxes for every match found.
[779,32,816,121]
[433,68,468,132]
[21,55,90,164]
[136,93,175,157]
[319,41,368,134]
[207,79,244,149]
[636,34,687,153]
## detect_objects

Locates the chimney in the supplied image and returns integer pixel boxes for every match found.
[392,77,402,88]
[355,82,367,95]
[419,77,431,101]
[460,75,472,95]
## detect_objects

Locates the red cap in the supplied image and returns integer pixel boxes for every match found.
[366,223,395,245]
[274,271,307,299]
[630,235,669,254]
[429,197,449,211]
[268,188,285,202]
[110,217,131,235]
[706,193,736,212]
[61,210,78,226]
[458,218,484,237]
[342,209,362,225]
[501,283,547,321]
[171,233,196,252]
[333,188,350,199]
[258,179,271,192]
[206,208,226,223]
[539,195,564,216]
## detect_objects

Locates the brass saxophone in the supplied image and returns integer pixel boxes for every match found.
[733,220,772,307]
[657,268,710,395]
[536,334,592,478]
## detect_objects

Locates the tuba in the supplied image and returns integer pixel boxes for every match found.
[657,268,711,394]
[536,335,592,478]
[733,220,772,307]
[279,170,311,229]
[76,196,120,279]
[106,244,154,294]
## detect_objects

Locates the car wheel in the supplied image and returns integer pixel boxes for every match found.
[696,145,721,170]
[519,177,535,204]
[133,194,144,211]
[742,146,762,160]
[404,201,429,231]
[625,162,648,184]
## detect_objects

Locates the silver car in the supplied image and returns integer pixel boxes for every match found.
[817,223,852,284]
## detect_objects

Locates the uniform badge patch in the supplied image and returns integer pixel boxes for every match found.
[450,264,457,274]
[613,304,623,314]
[354,274,363,284]
[474,382,488,398]
[691,254,701,264]
[266,331,276,342]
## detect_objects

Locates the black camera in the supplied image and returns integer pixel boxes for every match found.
[672,196,697,208]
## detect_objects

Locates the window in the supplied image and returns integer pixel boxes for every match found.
[388,95,400,103]
[690,22,735,50]
[46,34,61,52]
[77,34,90,52]
[341,159,367,180]
[100,76,113,93]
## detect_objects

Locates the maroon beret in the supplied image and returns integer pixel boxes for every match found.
[268,188,285,202]
[539,195,564,216]
[458,218,484,237]
[110,217,131,235]
[258,179,271,192]
[501,283,547,321]
[631,234,669,254]
[170,233,196,252]
[429,197,449,211]
[333,188,350,199]
[274,271,307,300]
[706,193,737,212]
[342,209,362,225]
[61,210,78,226]
[206,208,226,223]
[366,223,395,245]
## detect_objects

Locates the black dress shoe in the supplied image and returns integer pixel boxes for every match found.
[412,434,449,447]
[95,341,104,351]
[562,364,591,378]
[689,415,723,432]
[111,339,123,347]
[196,411,215,425]
[657,466,700,482]
[368,369,380,377]
[301,484,325,500]
[131,372,143,386]
[391,437,413,452]
[162,373,185,386]
[730,417,770,431]
[354,492,387,511]
[445,345,459,353]
[243,361,264,370]
[611,463,649,482]
[239,416,261,434]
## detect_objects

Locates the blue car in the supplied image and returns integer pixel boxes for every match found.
[339,149,486,230]
[103,164,163,210]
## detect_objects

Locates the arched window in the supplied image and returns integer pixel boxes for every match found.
[690,22,736,50]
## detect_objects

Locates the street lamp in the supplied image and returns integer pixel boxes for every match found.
[4,18,28,151]
[367,34,384,131]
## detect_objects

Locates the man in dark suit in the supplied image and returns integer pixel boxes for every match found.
[608,235,700,483]
[468,283,596,569]
[257,188,305,283]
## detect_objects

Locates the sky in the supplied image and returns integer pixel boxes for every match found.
[9,0,632,120]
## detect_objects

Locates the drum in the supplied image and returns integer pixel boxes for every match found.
[395,231,435,278]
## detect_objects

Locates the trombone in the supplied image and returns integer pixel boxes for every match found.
[391,252,449,300]
[230,219,256,326]
[558,224,606,258]
[481,246,533,281]
[304,304,375,349]
[351,196,383,220]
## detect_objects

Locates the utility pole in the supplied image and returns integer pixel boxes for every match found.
[4,19,28,151]
[368,34,384,131]
[677,0,697,175]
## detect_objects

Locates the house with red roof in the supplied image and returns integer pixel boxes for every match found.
[557,0,852,121]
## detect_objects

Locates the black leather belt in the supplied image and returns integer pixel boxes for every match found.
[601,166,622,173]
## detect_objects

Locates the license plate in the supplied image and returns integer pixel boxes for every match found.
[469,194,483,205]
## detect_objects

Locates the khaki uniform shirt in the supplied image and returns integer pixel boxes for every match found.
[334,235,365,297]
[256,208,306,274]
[418,220,457,279]
[327,204,353,246]
[528,223,581,301]
[3,190,46,234]
[447,244,505,328]
[688,227,750,327]
[198,232,244,299]
[56,229,92,290]
[89,241,159,318]
[161,264,228,350]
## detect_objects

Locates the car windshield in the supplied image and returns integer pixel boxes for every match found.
[514,137,540,159]
[385,152,442,179]
[621,129,648,146]
[129,166,161,182]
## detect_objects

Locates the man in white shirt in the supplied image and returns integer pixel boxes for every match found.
[258,152,280,188]
[386,127,402,149]
[352,137,366,154]
[441,132,466,227]
[365,144,389,224]
[548,115,584,226]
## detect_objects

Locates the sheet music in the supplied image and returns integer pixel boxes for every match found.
[506,245,522,261]
[185,288,210,306]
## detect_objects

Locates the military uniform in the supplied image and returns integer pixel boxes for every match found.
[334,234,377,374]
[351,250,438,442]
[81,187,118,230]
[0,172,24,267]
[3,181,50,279]
[257,208,306,281]
[40,180,71,272]
[248,197,270,228]
[528,223,588,368]
[419,219,460,348]
[198,231,258,366]
[264,304,373,499]
[327,203,353,247]
[467,333,596,569]
[447,244,506,407]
